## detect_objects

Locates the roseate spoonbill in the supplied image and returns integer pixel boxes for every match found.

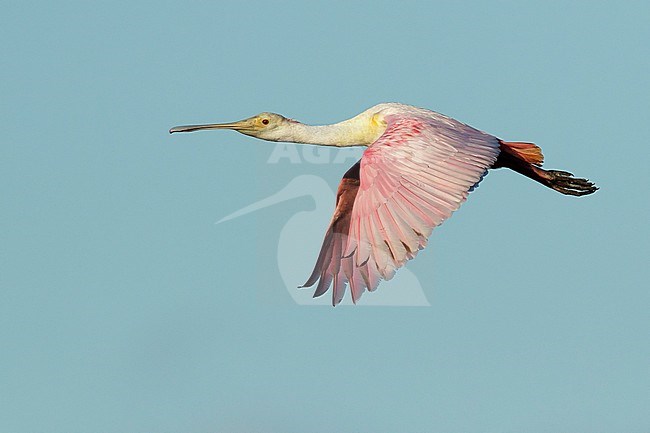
[170,103,598,305]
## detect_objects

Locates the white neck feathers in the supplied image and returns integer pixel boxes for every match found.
[280,112,386,147]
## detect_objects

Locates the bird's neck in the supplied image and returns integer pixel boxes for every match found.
[282,113,386,147]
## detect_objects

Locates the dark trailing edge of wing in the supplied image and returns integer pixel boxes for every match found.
[300,160,361,304]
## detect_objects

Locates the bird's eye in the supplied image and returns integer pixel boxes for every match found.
[261,119,269,125]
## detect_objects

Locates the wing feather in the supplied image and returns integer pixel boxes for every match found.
[302,109,500,304]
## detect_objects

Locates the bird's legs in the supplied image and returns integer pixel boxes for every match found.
[493,141,598,196]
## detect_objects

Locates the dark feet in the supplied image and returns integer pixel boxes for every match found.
[546,170,599,196]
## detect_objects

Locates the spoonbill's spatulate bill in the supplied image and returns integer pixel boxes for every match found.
[170,103,597,305]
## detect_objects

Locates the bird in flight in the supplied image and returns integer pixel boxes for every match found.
[170,103,597,305]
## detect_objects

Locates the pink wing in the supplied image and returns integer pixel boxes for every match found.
[301,112,501,305]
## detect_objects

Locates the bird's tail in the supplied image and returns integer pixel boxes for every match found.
[494,140,598,196]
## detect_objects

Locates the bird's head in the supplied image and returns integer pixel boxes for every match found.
[169,112,293,141]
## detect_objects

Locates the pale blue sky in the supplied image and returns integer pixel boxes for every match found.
[2,1,649,432]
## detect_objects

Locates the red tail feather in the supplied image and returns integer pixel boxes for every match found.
[500,141,544,166]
